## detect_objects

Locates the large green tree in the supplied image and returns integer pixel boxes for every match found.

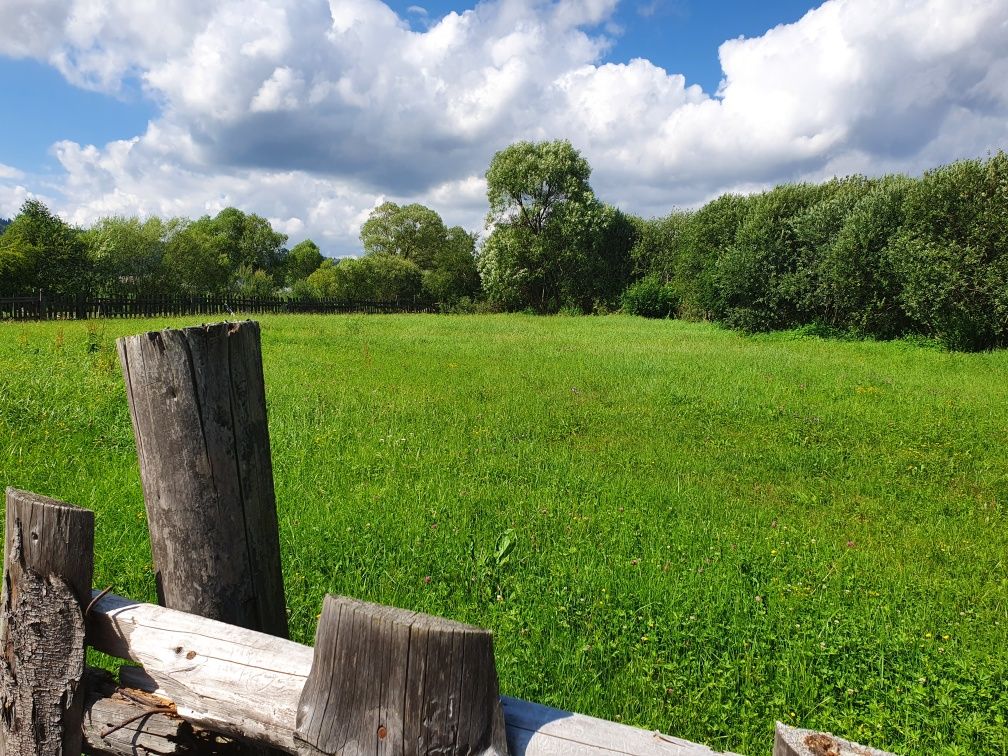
[422,226,480,304]
[0,199,89,296]
[481,140,632,311]
[83,215,175,296]
[360,202,447,270]
[284,239,324,284]
[207,207,289,274]
[161,219,231,295]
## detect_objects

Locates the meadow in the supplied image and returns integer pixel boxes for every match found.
[0,313,1006,755]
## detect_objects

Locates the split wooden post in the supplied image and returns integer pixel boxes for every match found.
[0,488,94,756]
[117,320,288,638]
[295,596,509,756]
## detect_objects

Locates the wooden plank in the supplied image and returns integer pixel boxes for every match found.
[502,698,741,756]
[0,488,94,756]
[87,591,312,751]
[88,591,733,756]
[773,721,897,756]
[82,668,228,756]
[116,321,288,638]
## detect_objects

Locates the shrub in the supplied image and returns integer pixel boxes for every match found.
[621,274,679,318]
[816,175,914,338]
[713,184,824,332]
[674,194,747,320]
[887,152,1008,350]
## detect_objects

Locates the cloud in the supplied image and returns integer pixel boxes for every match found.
[0,164,25,181]
[1,0,1006,251]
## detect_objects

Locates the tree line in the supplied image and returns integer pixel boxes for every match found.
[0,201,480,306]
[1,143,1005,349]
[621,152,1008,351]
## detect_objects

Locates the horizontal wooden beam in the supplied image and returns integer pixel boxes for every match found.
[87,591,311,751]
[87,591,733,756]
[773,722,896,756]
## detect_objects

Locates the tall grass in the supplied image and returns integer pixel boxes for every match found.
[0,314,1005,754]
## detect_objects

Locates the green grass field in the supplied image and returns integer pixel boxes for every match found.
[1,314,1006,755]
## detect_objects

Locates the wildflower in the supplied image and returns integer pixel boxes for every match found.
[423,575,431,584]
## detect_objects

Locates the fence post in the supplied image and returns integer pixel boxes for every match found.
[295,595,509,756]
[116,321,288,638]
[0,488,95,756]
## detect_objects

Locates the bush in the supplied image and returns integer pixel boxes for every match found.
[888,153,1008,350]
[621,275,679,318]
[816,175,914,338]
[713,184,824,332]
[674,194,747,320]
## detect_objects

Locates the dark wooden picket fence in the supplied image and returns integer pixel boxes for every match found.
[0,294,435,321]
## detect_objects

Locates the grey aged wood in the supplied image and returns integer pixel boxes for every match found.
[82,668,240,756]
[0,488,94,756]
[295,595,509,756]
[773,722,897,756]
[117,320,287,638]
[88,590,735,756]
[86,591,311,751]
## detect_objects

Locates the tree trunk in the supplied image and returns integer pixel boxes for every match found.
[0,488,94,756]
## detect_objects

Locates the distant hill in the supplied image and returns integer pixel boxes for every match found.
[0,218,9,234]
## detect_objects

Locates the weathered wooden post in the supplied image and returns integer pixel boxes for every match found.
[0,488,94,756]
[116,321,288,638]
[295,596,509,756]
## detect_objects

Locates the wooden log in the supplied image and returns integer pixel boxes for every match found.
[86,591,310,751]
[773,722,897,756]
[294,595,509,756]
[0,488,94,756]
[116,320,287,638]
[82,668,242,756]
[501,698,738,756]
[87,591,732,756]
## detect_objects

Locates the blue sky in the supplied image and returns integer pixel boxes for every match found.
[0,0,1005,253]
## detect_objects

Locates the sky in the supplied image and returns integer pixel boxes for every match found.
[0,0,1006,256]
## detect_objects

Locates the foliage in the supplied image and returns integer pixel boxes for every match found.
[161,218,231,295]
[629,212,690,284]
[422,226,481,304]
[673,194,747,319]
[485,139,593,233]
[284,239,324,285]
[620,151,1008,351]
[621,274,679,318]
[713,182,826,332]
[886,153,1008,350]
[306,254,423,301]
[200,207,288,277]
[483,140,633,312]
[475,224,528,311]
[0,199,89,297]
[83,215,175,296]
[233,265,277,299]
[360,202,447,270]
[0,217,10,234]
[812,175,914,337]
